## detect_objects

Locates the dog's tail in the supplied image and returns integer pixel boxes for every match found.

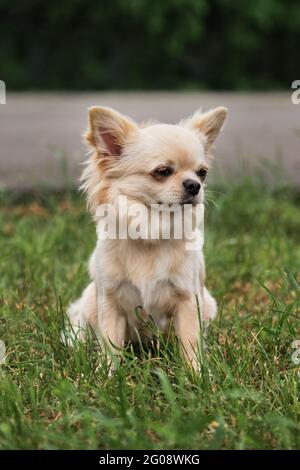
[62,282,98,346]
[202,286,217,322]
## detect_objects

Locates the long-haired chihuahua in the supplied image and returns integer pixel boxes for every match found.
[67,105,227,370]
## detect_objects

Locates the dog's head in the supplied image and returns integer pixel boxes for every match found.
[82,106,227,213]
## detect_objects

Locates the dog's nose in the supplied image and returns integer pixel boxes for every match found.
[182,179,201,196]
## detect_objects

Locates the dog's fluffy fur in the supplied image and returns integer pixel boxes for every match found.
[67,105,227,370]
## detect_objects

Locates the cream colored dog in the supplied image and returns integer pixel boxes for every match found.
[67,105,227,370]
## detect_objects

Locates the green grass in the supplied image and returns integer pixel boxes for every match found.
[0,180,300,450]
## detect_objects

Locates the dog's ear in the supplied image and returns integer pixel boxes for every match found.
[185,107,227,151]
[86,106,138,156]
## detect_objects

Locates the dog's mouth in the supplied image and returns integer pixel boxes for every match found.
[180,197,198,206]
[156,197,199,207]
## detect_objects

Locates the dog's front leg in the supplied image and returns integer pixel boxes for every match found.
[97,292,127,368]
[174,296,203,371]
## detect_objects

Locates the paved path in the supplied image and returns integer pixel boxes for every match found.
[0,92,299,189]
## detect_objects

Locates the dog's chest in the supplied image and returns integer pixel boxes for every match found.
[121,242,200,314]
[93,239,201,317]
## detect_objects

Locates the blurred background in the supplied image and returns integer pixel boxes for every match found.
[0,0,299,189]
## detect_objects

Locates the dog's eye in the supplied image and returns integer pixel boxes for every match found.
[196,168,208,180]
[153,167,174,178]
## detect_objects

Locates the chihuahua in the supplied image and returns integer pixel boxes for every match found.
[67,105,227,370]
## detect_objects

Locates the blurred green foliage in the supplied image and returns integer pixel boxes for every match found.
[0,0,299,90]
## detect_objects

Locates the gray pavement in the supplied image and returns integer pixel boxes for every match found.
[0,92,299,189]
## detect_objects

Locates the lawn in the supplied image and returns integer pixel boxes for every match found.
[0,179,299,449]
